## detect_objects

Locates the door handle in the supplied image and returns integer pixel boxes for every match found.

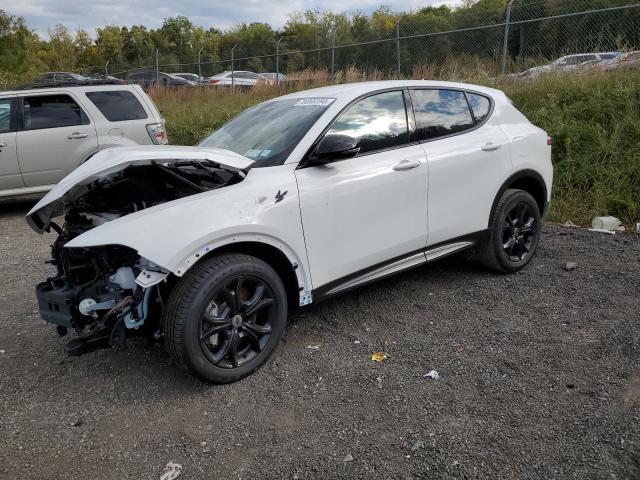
[481,142,503,152]
[67,132,88,139]
[0,142,6,148]
[393,160,421,171]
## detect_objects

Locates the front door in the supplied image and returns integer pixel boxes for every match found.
[295,90,429,290]
[17,93,98,187]
[0,96,23,191]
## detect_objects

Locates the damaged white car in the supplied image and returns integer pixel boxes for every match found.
[28,81,553,383]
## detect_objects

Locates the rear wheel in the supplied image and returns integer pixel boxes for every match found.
[477,189,541,273]
[163,253,287,383]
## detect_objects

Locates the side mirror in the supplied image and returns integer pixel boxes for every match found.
[307,134,360,167]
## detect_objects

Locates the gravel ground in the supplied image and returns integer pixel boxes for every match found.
[0,200,639,480]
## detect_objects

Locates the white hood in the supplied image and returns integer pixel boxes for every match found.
[26,145,254,233]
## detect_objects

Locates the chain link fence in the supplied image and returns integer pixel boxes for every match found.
[106,1,640,82]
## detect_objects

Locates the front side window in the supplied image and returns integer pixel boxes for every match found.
[325,90,409,155]
[410,89,474,141]
[0,98,13,134]
[467,93,491,123]
[200,97,334,167]
[22,94,90,130]
[86,91,148,122]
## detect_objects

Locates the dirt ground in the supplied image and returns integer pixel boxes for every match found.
[0,200,639,480]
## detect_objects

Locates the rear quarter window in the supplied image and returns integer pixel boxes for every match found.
[86,90,148,122]
[466,93,492,123]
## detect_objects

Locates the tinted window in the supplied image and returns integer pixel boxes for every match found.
[410,89,474,141]
[86,91,148,122]
[326,91,409,154]
[0,99,12,133]
[23,95,90,130]
[467,93,491,123]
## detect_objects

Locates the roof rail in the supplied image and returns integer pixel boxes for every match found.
[13,79,125,90]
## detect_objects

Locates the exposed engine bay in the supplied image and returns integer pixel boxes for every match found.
[35,161,245,355]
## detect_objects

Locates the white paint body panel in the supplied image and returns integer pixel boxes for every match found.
[295,144,428,288]
[423,113,512,246]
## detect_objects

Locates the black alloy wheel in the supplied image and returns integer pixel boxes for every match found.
[163,253,287,383]
[199,276,275,369]
[477,188,542,272]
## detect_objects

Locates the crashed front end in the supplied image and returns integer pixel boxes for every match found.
[29,146,252,355]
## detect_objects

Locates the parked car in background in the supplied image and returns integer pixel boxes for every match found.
[173,73,205,84]
[259,73,287,84]
[516,52,621,78]
[36,72,89,83]
[206,71,263,87]
[27,80,552,383]
[86,74,126,84]
[597,50,640,71]
[125,71,197,89]
[0,83,166,199]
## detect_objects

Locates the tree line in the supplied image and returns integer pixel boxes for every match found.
[0,0,638,81]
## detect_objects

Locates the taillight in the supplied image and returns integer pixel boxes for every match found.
[209,79,220,84]
[547,137,553,146]
[146,123,168,145]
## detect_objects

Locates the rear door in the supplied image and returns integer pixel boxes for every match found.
[410,89,511,246]
[0,96,23,191]
[17,92,98,186]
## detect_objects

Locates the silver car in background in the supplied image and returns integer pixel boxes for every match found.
[0,83,166,199]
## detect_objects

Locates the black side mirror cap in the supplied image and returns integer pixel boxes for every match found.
[306,134,360,167]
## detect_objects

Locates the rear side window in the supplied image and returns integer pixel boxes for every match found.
[467,93,491,123]
[22,94,90,130]
[410,89,474,141]
[86,91,148,122]
[326,90,409,154]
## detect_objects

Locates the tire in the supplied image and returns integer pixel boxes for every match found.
[477,189,542,273]
[162,253,288,383]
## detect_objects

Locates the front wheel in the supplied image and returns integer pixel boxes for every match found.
[477,189,542,273]
[163,253,288,383]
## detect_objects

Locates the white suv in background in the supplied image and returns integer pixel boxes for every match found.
[29,81,552,384]
[0,84,167,199]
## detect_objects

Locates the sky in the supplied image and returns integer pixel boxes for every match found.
[2,0,463,38]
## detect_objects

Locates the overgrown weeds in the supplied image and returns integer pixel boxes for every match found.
[152,67,640,226]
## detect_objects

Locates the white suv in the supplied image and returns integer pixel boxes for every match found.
[27,80,552,383]
[0,83,166,199]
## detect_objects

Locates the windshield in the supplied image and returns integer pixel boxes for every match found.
[199,97,334,166]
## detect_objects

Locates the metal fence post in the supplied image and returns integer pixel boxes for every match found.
[198,46,203,78]
[155,49,160,85]
[275,38,282,86]
[105,60,109,76]
[231,44,237,90]
[395,20,401,79]
[501,0,515,75]
[331,33,336,79]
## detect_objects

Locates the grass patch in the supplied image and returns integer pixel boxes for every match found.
[153,68,640,227]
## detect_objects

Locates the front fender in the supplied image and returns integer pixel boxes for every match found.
[65,164,313,298]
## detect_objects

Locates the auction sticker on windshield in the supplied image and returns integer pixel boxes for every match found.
[294,98,335,107]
